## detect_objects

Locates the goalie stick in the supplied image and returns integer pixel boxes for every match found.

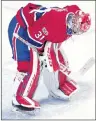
[59,57,95,81]
[13,33,95,81]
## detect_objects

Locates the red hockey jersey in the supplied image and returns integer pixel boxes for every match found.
[16,3,80,49]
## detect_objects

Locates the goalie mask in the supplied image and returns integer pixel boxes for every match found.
[66,10,91,35]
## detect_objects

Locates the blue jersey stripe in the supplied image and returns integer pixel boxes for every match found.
[36,7,47,20]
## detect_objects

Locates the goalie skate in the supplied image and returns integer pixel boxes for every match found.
[12,101,40,116]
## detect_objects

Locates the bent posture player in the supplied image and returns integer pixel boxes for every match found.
[8,3,91,109]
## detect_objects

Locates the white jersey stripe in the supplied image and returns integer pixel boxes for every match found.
[12,23,20,61]
[21,8,29,27]
[15,25,20,60]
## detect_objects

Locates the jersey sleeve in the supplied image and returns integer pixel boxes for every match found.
[16,3,42,28]
[22,3,42,26]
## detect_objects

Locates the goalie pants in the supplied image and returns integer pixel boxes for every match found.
[8,16,40,100]
[8,16,30,72]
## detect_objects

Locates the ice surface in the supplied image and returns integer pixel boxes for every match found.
[2,1,95,119]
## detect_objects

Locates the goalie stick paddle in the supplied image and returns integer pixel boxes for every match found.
[79,57,95,75]
[13,33,95,81]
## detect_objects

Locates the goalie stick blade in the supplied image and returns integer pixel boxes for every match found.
[79,57,95,75]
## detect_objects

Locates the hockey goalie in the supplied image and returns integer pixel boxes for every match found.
[8,3,91,110]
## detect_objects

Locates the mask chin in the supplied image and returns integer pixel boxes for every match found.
[72,29,84,35]
[72,24,84,35]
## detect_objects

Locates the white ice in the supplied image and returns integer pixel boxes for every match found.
[2,1,95,119]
